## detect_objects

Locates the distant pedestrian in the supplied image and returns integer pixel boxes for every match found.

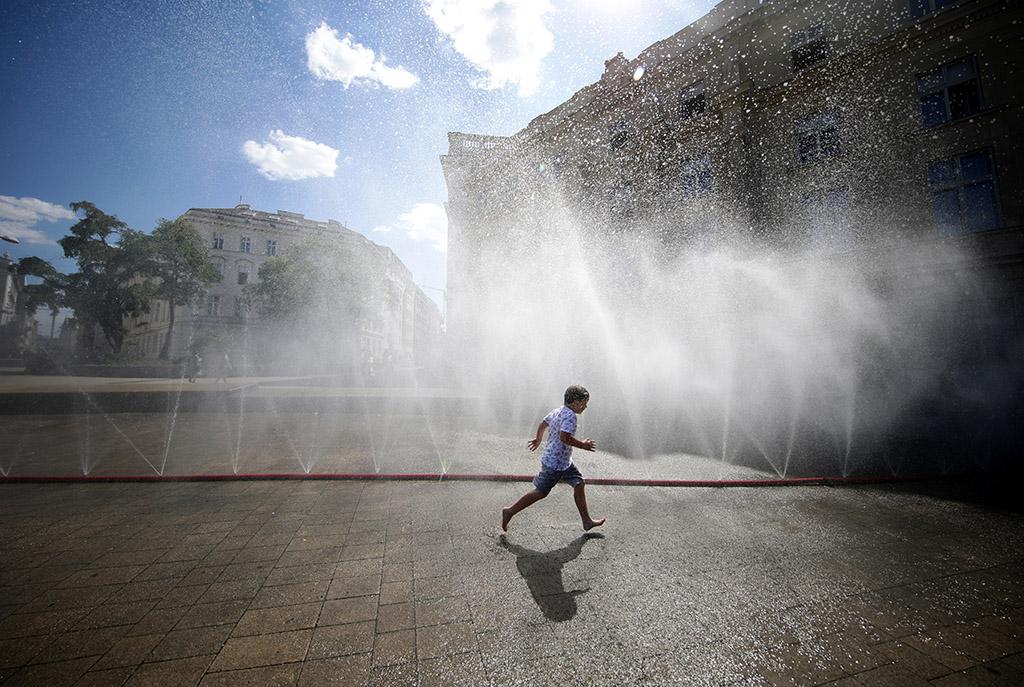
[187,351,202,383]
[216,350,232,383]
[502,385,605,532]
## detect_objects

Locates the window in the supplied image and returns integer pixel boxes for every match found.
[237,262,251,285]
[239,235,251,253]
[795,110,841,164]
[212,258,225,281]
[265,239,277,256]
[928,149,999,235]
[235,296,250,320]
[609,120,629,150]
[608,182,634,215]
[679,80,706,121]
[680,154,712,197]
[791,24,827,72]
[206,294,221,316]
[908,0,960,18]
[801,189,850,246]
[917,57,980,128]
[212,232,224,250]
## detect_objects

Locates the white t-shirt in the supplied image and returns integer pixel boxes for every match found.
[541,406,578,470]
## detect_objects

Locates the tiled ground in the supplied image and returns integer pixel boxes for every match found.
[0,480,1022,686]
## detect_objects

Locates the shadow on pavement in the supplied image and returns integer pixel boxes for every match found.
[499,532,604,622]
[861,473,1024,514]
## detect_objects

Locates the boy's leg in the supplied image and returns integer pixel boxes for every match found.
[573,483,605,531]
[502,489,546,531]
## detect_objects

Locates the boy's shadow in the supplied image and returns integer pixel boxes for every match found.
[499,533,604,622]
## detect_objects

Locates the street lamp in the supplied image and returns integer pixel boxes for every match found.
[1,234,19,244]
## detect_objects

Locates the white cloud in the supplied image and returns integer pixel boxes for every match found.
[306,22,419,90]
[0,196,73,245]
[242,130,339,181]
[424,0,553,97]
[382,203,448,252]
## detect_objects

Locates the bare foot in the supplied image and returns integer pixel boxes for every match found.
[583,518,605,531]
[501,508,512,532]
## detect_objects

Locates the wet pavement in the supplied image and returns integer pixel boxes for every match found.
[1,480,1022,685]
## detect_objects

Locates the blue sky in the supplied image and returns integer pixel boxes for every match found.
[1,0,717,305]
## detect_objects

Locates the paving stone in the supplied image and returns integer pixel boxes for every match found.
[413,575,459,601]
[250,580,329,610]
[877,639,953,680]
[381,562,414,584]
[339,544,385,562]
[377,571,419,604]
[7,654,99,687]
[417,652,488,687]
[365,661,418,687]
[149,625,233,662]
[175,601,249,629]
[154,585,210,610]
[74,600,159,630]
[58,566,147,589]
[77,666,136,687]
[196,579,263,605]
[326,574,381,600]
[208,629,313,672]
[232,603,321,637]
[264,564,335,587]
[134,563,198,584]
[2,480,1024,686]
[108,578,182,604]
[129,607,190,636]
[0,634,54,669]
[124,654,214,686]
[415,596,472,627]
[415,622,476,661]
[376,602,415,633]
[94,633,165,669]
[230,545,286,564]
[296,654,371,686]
[307,622,375,659]
[318,596,378,626]
[334,558,383,579]
[31,625,128,664]
[198,662,301,686]
[372,628,416,667]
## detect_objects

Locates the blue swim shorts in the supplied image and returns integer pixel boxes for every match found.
[533,464,584,495]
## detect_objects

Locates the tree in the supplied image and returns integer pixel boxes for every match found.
[16,256,67,340]
[139,218,219,359]
[250,238,377,372]
[59,201,153,355]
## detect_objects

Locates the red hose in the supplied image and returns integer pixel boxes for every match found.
[0,472,961,486]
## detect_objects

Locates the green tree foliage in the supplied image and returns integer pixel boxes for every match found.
[251,238,378,371]
[15,256,67,343]
[59,201,153,355]
[139,218,219,359]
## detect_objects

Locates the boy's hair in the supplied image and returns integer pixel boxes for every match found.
[564,385,590,406]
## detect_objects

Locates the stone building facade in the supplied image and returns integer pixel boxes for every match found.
[124,205,442,377]
[0,254,25,355]
[442,0,1023,359]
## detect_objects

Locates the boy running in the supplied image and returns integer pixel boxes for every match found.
[501,385,606,532]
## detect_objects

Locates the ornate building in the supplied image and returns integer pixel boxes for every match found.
[441,0,1023,465]
[442,0,1022,364]
[124,205,442,378]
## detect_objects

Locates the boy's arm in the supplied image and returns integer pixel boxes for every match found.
[527,421,548,451]
[559,431,596,451]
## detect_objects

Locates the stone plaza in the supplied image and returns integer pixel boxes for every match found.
[1,477,1022,686]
